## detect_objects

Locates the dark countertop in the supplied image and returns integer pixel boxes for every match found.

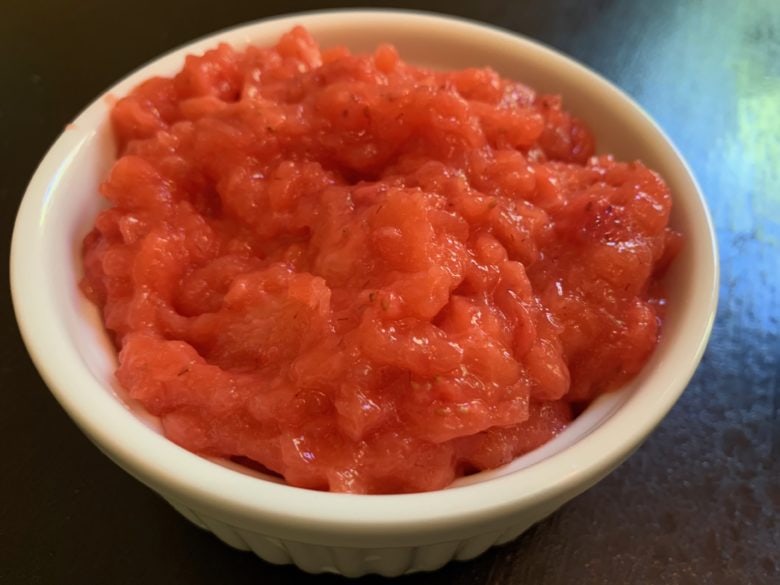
[1,1,777,583]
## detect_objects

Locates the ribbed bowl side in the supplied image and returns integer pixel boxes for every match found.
[163,497,556,577]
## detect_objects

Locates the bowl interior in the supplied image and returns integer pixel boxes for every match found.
[13,11,717,531]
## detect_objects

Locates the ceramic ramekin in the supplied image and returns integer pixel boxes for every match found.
[11,10,718,577]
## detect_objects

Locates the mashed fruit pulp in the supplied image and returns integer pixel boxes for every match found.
[82,27,681,493]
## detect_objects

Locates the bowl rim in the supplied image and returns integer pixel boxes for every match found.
[10,8,718,540]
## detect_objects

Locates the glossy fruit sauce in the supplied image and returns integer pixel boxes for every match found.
[81,27,681,493]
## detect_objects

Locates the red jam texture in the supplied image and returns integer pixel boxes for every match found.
[81,27,681,493]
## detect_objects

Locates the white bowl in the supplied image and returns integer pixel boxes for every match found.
[11,10,718,578]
